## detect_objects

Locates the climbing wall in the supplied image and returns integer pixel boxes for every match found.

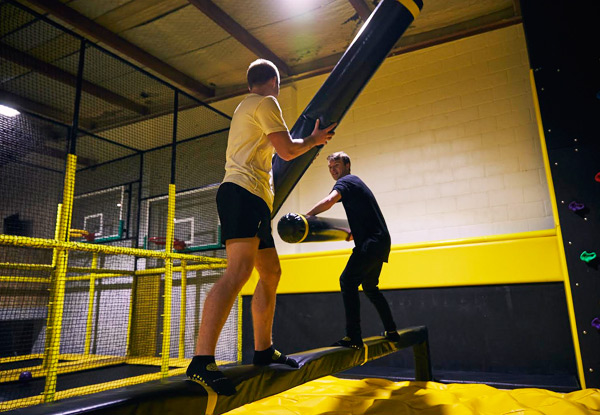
[521,0,600,388]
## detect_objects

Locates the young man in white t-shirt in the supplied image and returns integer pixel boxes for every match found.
[187,59,336,395]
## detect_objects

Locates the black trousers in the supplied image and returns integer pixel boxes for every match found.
[339,250,397,338]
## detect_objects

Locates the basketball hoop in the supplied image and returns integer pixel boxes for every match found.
[149,236,187,251]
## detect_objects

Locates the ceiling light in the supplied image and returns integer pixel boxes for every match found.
[279,0,319,15]
[0,104,20,117]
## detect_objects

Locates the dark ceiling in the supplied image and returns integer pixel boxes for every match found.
[11,0,521,103]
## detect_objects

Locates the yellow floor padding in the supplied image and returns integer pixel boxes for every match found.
[227,376,600,415]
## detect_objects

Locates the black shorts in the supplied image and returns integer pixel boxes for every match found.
[216,182,275,250]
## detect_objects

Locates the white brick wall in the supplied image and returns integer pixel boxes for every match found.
[211,24,555,255]
[276,24,553,254]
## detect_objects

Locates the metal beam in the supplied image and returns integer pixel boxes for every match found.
[0,91,96,166]
[24,0,214,99]
[94,0,189,34]
[32,146,96,167]
[187,0,291,76]
[0,88,94,131]
[0,89,75,126]
[348,0,372,20]
[0,42,148,115]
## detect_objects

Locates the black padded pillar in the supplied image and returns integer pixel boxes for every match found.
[277,213,350,243]
[271,0,423,217]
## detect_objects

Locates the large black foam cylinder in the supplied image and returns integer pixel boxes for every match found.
[271,0,423,217]
[278,213,351,243]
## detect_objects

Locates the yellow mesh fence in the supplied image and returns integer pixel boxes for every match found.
[0,4,234,410]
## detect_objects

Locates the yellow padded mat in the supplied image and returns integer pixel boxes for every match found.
[228,376,600,415]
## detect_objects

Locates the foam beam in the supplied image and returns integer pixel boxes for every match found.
[9,326,432,415]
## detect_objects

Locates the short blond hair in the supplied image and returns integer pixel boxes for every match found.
[247,59,279,88]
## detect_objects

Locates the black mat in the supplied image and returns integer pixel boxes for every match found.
[1,364,165,403]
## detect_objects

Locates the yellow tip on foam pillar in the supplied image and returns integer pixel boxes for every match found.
[397,0,421,19]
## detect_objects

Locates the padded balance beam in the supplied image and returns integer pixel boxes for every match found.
[277,213,351,243]
[271,0,423,217]
[8,326,432,415]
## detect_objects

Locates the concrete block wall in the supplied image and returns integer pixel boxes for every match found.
[211,24,554,255]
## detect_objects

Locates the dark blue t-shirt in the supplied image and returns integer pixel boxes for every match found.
[333,174,391,262]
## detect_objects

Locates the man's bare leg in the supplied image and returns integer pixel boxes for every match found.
[187,237,258,395]
[252,247,281,350]
[251,247,298,368]
[195,237,258,355]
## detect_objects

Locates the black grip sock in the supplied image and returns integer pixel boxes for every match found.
[186,355,236,396]
[384,330,402,342]
[253,346,299,368]
[331,336,364,349]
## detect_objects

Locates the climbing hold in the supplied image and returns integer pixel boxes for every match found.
[580,251,597,263]
[592,317,600,331]
[595,172,600,183]
[568,201,585,211]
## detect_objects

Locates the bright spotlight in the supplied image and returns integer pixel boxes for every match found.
[0,104,20,117]
[279,0,320,15]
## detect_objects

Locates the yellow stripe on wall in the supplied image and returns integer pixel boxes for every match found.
[241,230,562,295]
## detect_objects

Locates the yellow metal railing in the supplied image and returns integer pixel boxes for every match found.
[0,154,230,409]
[0,234,225,263]
[84,253,98,356]
[161,183,176,377]
[179,261,187,359]
[43,153,77,402]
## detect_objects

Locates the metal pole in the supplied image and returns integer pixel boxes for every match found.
[171,91,178,185]
[178,260,187,359]
[161,184,176,376]
[84,252,98,355]
[43,154,77,402]
[68,39,86,155]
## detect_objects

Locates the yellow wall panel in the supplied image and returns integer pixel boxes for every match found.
[241,230,563,295]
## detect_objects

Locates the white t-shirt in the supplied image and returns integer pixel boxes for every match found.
[223,93,288,211]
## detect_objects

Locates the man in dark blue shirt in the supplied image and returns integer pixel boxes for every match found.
[306,152,400,348]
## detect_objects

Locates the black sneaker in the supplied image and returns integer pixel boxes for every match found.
[332,336,364,349]
[384,330,402,342]
[186,357,236,396]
